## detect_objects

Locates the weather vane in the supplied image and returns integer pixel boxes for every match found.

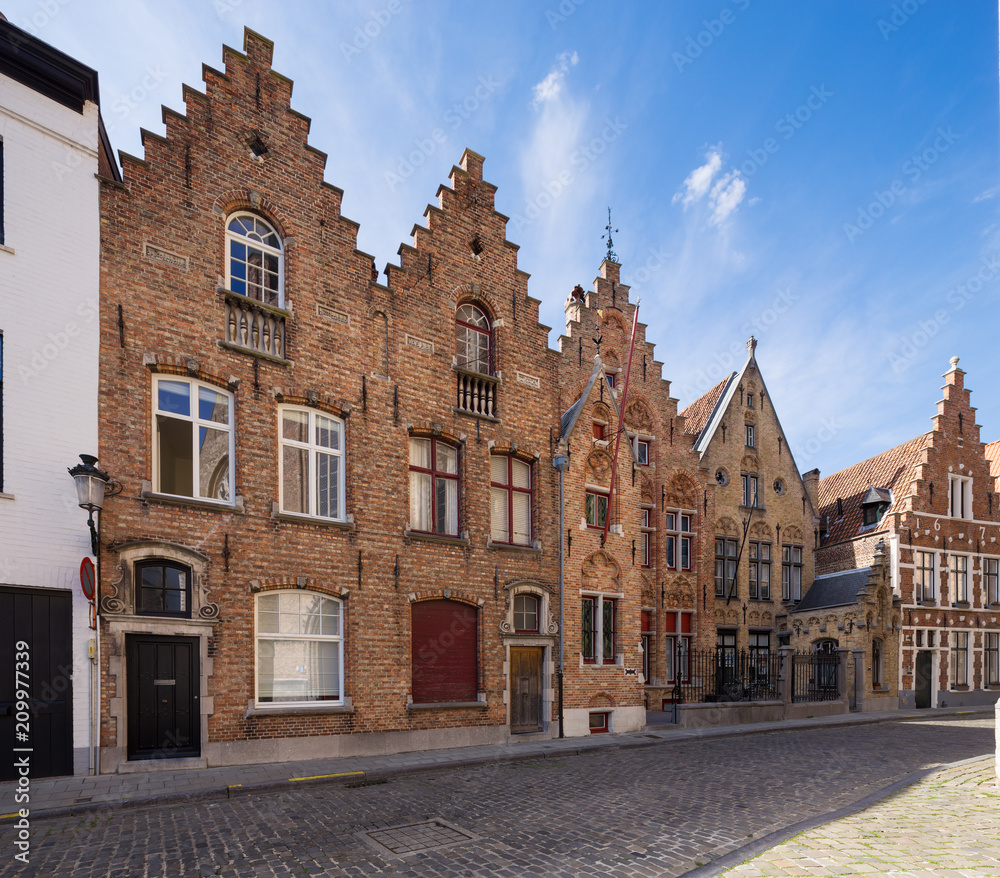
[602,207,619,262]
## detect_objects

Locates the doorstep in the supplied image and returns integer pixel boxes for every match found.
[117,757,208,774]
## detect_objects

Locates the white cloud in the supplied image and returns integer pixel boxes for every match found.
[531,50,579,107]
[709,171,747,226]
[673,148,722,206]
[672,146,746,225]
[973,185,998,203]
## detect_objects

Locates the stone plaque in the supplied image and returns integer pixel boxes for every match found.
[317,305,350,326]
[406,334,434,355]
[144,243,188,270]
[516,370,540,389]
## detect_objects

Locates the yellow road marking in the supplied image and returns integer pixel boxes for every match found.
[228,784,242,788]
[289,771,364,782]
[0,813,20,820]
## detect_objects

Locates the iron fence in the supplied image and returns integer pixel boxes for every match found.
[791,652,840,702]
[668,648,781,704]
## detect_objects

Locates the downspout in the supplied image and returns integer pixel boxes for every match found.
[553,452,570,738]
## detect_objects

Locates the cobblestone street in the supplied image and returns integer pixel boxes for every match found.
[2,715,994,877]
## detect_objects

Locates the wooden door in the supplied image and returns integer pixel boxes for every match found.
[510,646,542,733]
[0,587,73,780]
[127,635,200,760]
[915,650,933,709]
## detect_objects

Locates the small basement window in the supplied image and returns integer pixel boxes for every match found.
[588,711,609,733]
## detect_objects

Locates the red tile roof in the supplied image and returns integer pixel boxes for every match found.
[817,434,929,545]
[679,376,730,441]
[984,439,1000,483]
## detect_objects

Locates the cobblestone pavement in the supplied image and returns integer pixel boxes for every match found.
[1,715,993,877]
[720,757,1000,877]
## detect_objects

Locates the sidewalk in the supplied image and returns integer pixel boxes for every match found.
[1,706,991,823]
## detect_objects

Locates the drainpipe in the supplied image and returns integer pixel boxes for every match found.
[553,452,570,738]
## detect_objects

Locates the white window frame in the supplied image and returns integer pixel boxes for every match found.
[628,432,652,466]
[581,592,622,666]
[278,406,346,521]
[255,590,345,707]
[152,376,235,504]
[948,474,972,519]
[455,302,492,375]
[226,212,284,308]
[949,554,969,604]
[916,551,936,602]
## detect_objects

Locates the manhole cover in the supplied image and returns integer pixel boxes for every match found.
[359,819,480,858]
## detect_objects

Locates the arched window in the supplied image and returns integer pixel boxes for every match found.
[135,559,192,617]
[256,591,344,704]
[456,303,491,375]
[227,213,283,307]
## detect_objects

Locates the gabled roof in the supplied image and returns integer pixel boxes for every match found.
[797,567,872,611]
[985,439,1000,484]
[817,434,928,545]
[679,376,731,445]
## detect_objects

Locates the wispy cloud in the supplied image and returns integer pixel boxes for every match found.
[531,50,579,107]
[672,146,746,225]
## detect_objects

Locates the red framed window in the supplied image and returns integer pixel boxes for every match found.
[588,711,609,733]
[593,422,605,441]
[408,438,460,536]
[490,454,532,545]
[585,490,609,529]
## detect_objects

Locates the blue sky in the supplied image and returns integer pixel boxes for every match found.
[10,0,998,477]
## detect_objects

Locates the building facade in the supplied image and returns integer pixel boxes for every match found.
[0,18,118,778]
[815,358,1000,709]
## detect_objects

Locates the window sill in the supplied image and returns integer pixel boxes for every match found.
[917,600,937,607]
[244,698,353,718]
[0,244,14,256]
[739,505,765,512]
[487,539,542,554]
[142,489,245,513]
[405,529,470,547]
[452,407,501,424]
[951,602,970,608]
[271,507,355,530]
[219,340,292,367]
[950,685,970,691]
[0,492,14,501]
[407,699,488,711]
[217,286,291,319]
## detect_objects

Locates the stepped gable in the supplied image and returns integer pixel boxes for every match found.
[817,435,928,544]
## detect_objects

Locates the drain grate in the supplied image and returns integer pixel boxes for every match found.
[359,819,480,857]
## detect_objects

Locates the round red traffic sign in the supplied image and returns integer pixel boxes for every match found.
[80,557,96,601]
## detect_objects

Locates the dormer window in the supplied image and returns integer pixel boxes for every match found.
[226,213,283,308]
[860,487,892,527]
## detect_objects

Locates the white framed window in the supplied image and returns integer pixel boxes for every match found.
[455,303,491,374]
[985,558,1000,606]
[513,593,539,633]
[915,551,936,602]
[948,474,972,519]
[256,591,344,705]
[951,631,969,687]
[278,407,345,520]
[490,454,532,545]
[581,594,619,665]
[226,213,283,307]
[749,542,771,600]
[640,507,654,568]
[409,438,460,536]
[664,511,693,571]
[153,377,234,502]
[628,433,650,465]
[950,554,969,604]
[781,544,802,601]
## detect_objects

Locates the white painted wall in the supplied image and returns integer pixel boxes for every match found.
[0,74,102,775]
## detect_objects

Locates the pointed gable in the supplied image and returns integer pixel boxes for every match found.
[679,375,732,447]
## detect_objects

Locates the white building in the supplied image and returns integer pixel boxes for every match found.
[0,16,118,777]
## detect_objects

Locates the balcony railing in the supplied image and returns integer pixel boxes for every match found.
[455,367,498,419]
[222,290,288,361]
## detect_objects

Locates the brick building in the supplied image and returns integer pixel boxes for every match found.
[815,357,1000,709]
[679,338,818,666]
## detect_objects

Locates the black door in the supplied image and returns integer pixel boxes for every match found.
[915,650,933,709]
[0,587,74,780]
[127,635,200,760]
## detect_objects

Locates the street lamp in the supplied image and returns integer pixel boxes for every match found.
[68,454,120,555]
